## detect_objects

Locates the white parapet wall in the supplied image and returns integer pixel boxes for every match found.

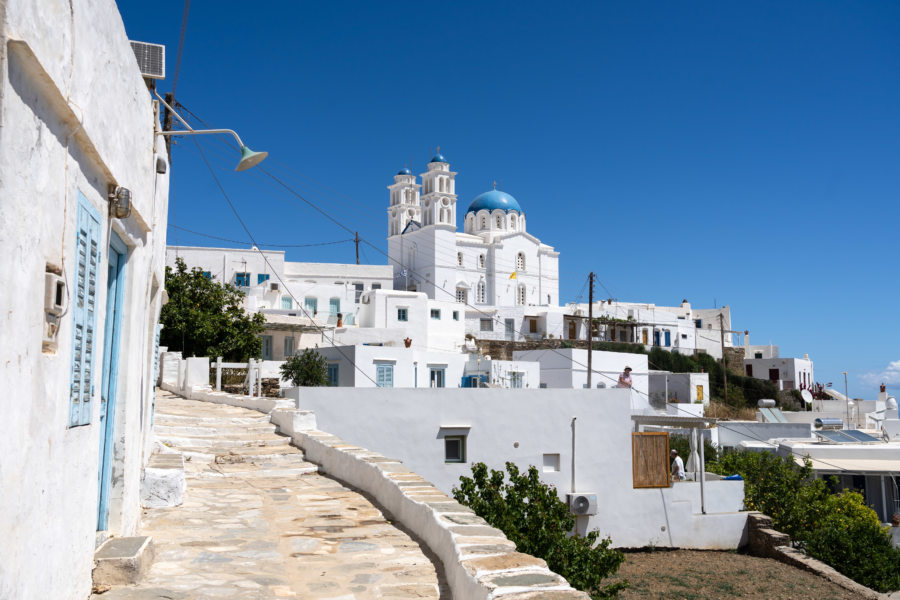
[285,386,749,549]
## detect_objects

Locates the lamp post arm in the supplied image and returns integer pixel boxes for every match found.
[153,89,245,148]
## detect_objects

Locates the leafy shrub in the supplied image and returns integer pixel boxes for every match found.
[708,451,900,592]
[453,462,627,598]
[280,349,329,386]
[803,492,900,592]
[668,433,717,468]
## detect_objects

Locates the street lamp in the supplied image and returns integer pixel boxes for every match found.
[154,90,268,171]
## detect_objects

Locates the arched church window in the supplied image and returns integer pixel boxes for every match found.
[510,214,517,229]
[516,252,525,272]
[477,281,486,304]
[517,284,526,306]
[457,252,463,267]
[479,254,485,269]
[456,287,467,304]
[496,214,503,228]
[480,216,486,229]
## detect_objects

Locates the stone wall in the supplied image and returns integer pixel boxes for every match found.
[723,346,746,374]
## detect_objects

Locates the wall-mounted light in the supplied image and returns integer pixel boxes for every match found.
[109,185,132,218]
[154,90,268,171]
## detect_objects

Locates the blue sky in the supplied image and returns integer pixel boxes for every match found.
[118,1,900,398]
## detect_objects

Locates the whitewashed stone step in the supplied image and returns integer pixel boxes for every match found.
[179,445,304,464]
[190,464,319,479]
[157,434,290,449]
[153,413,270,425]
[154,423,276,437]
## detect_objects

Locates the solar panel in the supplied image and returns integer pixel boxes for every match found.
[759,408,776,423]
[770,408,789,423]
[816,431,850,443]
[842,430,881,443]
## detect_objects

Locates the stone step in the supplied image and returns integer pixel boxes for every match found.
[154,413,271,425]
[190,463,319,479]
[179,445,304,464]
[154,423,276,437]
[157,434,290,450]
[92,536,155,587]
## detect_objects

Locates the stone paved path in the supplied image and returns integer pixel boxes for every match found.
[95,391,448,599]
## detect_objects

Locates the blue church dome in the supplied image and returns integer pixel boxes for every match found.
[429,153,447,163]
[397,167,412,175]
[467,190,523,214]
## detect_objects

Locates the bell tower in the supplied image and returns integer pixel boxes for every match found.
[387,167,421,237]
[419,148,457,229]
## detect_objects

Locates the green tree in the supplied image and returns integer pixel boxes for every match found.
[280,348,329,386]
[453,462,627,598]
[160,257,266,361]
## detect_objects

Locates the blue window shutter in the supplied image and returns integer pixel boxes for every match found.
[69,195,101,427]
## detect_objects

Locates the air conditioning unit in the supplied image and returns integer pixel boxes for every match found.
[567,493,598,516]
[129,41,165,79]
[270,283,279,291]
[44,272,67,316]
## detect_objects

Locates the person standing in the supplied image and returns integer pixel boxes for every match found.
[670,449,685,481]
[617,367,633,388]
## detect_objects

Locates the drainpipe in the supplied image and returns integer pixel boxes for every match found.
[571,417,577,493]
[699,426,706,514]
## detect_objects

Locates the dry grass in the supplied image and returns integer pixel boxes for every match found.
[607,549,866,600]
[705,401,757,421]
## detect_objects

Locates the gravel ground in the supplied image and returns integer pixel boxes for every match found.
[606,549,867,600]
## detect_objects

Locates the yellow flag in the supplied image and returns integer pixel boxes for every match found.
[509,271,517,280]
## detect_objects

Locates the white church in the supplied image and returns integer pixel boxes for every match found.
[386,152,560,336]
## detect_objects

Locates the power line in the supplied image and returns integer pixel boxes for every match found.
[167,223,353,248]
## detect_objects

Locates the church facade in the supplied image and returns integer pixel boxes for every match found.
[386,153,560,324]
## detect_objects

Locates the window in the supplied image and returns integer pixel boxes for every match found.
[376,363,394,387]
[457,252,463,266]
[329,297,340,316]
[304,297,317,314]
[664,330,671,347]
[516,252,525,271]
[496,214,503,228]
[202,271,211,279]
[284,336,294,357]
[68,195,101,427]
[754,352,763,359]
[517,284,526,306]
[480,318,493,332]
[397,308,408,321]
[258,273,270,284]
[452,311,459,321]
[529,319,537,333]
[261,335,273,360]
[479,254,485,269]
[510,214,517,229]
[695,319,702,329]
[476,281,486,303]
[681,333,687,340]
[444,436,466,462]
[431,309,441,320]
[281,296,292,310]
[480,216,486,228]
[371,283,381,290]
[430,368,445,388]
[456,288,467,304]
[327,364,339,387]
[354,283,364,302]
[510,372,524,388]
[235,272,250,287]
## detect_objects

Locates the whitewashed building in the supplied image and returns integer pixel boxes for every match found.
[165,246,393,326]
[0,2,169,597]
[743,348,815,391]
[386,154,560,342]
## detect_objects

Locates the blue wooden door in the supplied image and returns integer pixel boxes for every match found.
[261,335,273,360]
[98,233,126,531]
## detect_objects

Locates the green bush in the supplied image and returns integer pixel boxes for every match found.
[708,451,900,592]
[668,433,717,468]
[453,462,627,598]
[280,349,329,386]
[803,492,900,592]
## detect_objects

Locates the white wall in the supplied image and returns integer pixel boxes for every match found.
[316,345,469,388]
[649,372,711,407]
[0,2,168,597]
[717,422,813,448]
[743,357,814,391]
[463,356,542,389]
[286,387,747,549]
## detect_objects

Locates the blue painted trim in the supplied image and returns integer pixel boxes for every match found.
[97,231,127,531]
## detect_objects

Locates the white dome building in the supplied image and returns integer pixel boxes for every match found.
[387,153,559,320]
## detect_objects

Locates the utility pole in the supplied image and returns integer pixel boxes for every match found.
[587,272,594,389]
[719,312,727,404]
[354,231,360,265]
[162,92,175,157]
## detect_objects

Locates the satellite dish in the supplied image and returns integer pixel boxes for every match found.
[800,390,813,405]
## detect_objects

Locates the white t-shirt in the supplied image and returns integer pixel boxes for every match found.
[671,455,685,480]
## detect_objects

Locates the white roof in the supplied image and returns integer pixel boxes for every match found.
[796,456,900,474]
